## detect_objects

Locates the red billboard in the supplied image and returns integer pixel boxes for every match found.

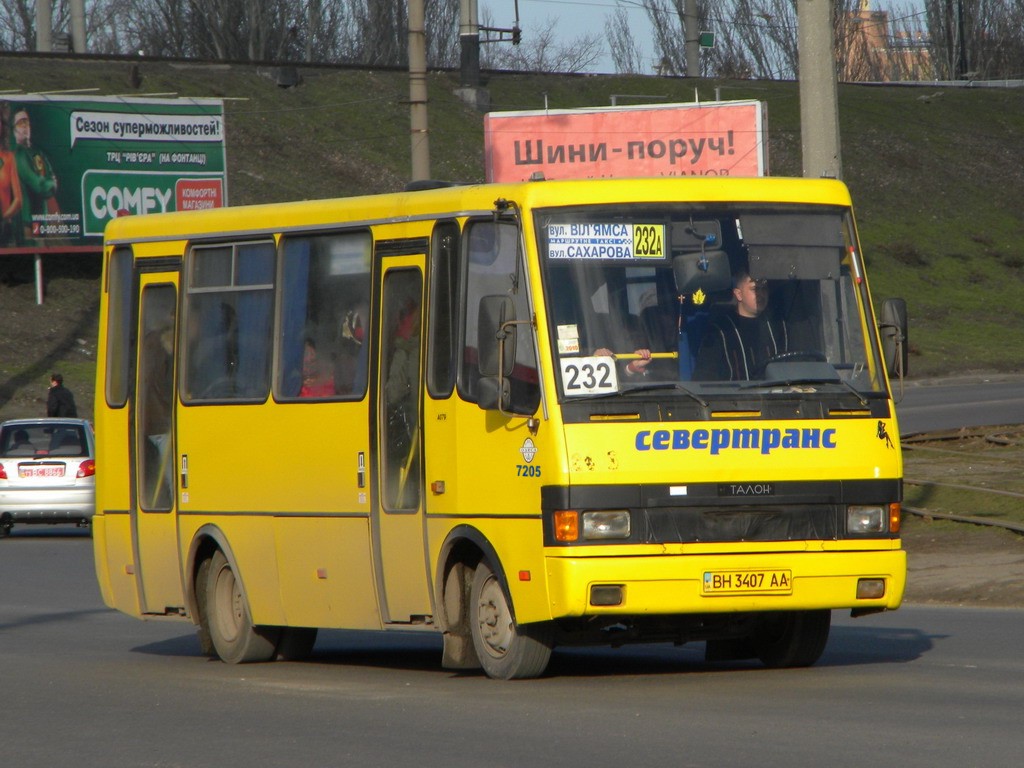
[484,100,766,182]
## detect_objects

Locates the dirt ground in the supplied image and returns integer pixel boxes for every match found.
[901,513,1024,608]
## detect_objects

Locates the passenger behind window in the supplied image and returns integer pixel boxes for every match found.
[5,428,35,456]
[333,300,368,395]
[299,337,335,397]
[595,288,681,380]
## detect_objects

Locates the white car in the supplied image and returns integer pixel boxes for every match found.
[0,418,96,536]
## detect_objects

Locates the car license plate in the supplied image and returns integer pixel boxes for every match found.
[702,569,793,595]
[19,465,65,479]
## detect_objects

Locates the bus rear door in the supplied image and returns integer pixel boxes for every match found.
[372,257,433,624]
[132,272,184,614]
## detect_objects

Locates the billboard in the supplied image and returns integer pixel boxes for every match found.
[484,100,766,182]
[0,95,227,254]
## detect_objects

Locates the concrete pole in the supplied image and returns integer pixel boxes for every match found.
[684,0,700,77]
[797,0,843,179]
[70,0,87,53]
[36,1,52,52]
[459,0,481,87]
[408,0,431,181]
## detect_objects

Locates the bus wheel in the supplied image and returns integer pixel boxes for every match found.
[204,550,280,664]
[753,610,831,668]
[275,627,318,661]
[470,560,552,680]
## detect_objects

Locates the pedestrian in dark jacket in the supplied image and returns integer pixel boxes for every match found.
[47,372,78,417]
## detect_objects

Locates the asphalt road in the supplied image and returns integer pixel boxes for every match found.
[3,531,1023,768]
[896,375,1024,436]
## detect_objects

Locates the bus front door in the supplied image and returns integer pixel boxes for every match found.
[131,276,184,615]
[373,260,432,624]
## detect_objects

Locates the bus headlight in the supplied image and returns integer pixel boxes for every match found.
[582,510,631,540]
[848,505,886,534]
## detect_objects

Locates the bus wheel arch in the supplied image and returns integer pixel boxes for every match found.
[436,527,489,671]
[437,526,553,679]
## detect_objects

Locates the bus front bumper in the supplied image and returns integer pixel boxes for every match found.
[543,548,906,619]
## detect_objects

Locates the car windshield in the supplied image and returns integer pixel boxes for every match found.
[535,203,887,402]
[0,423,88,458]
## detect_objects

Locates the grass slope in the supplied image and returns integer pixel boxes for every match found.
[1,56,1023,422]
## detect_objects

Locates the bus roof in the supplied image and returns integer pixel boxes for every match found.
[102,176,854,247]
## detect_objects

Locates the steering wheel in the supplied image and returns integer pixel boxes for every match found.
[755,350,827,378]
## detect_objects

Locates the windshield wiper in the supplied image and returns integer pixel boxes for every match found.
[619,381,709,408]
[743,376,870,407]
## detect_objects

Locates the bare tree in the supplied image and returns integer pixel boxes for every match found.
[605,8,645,74]
[481,14,603,74]
[0,0,72,51]
[924,0,1024,79]
[426,0,460,69]
[339,0,407,66]
[611,0,798,79]
[0,0,453,68]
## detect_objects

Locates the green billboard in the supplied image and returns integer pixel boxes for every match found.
[0,95,226,254]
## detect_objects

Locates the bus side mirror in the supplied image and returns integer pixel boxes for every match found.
[477,377,511,411]
[477,295,516,377]
[477,295,516,412]
[879,297,908,378]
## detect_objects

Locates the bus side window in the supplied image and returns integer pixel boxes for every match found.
[427,220,460,398]
[277,231,372,400]
[458,220,540,414]
[183,241,275,401]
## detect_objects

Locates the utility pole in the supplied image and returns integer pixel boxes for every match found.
[797,0,843,179]
[408,0,431,181]
[70,0,87,53]
[35,1,52,51]
[459,0,481,87]
[684,0,700,77]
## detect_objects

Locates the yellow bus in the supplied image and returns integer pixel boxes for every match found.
[93,176,908,679]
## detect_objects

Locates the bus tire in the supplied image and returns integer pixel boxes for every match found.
[753,610,831,668]
[275,627,318,661]
[470,560,552,680]
[205,550,280,664]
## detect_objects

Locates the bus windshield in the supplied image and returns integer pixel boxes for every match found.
[536,203,887,401]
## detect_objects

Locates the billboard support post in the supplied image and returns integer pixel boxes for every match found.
[34,254,43,305]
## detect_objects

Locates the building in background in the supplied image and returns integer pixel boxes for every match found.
[841,1,933,82]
